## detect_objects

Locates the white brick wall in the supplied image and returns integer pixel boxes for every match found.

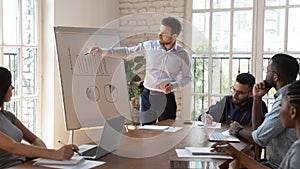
[118,0,186,46]
[118,0,186,119]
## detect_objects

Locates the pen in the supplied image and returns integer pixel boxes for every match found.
[58,140,82,156]
[215,144,229,148]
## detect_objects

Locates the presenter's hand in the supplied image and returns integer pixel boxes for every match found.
[89,47,103,56]
[161,83,173,94]
[55,144,78,160]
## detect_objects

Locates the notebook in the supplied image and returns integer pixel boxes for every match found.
[209,130,240,142]
[185,147,227,156]
[33,156,84,166]
[78,115,125,160]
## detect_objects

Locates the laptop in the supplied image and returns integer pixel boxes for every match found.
[208,130,240,142]
[78,115,125,159]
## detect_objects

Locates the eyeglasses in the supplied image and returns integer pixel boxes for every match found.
[263,67,277,74]
[230,86,251,95]
[158,32,173,37]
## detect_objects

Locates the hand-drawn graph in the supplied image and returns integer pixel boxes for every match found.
[69,50,110,76]
[55,27,131,130]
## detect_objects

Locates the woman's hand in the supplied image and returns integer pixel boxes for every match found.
[53,144,79,160]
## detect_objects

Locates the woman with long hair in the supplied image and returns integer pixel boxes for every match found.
[0,67,78,168]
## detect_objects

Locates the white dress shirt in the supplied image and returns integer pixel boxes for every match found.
[102,40,192,92]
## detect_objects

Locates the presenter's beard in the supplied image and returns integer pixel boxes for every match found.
[159,38,174,46]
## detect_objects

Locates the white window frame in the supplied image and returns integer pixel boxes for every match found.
[186,0,300,120]
[0,0,41,135]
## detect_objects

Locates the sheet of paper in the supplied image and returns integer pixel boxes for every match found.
[34,160,105,169]
[175,149,233,159]
[185,147,227,155]
[164,127,183,132]
[138,125,170,130]
[33,156,84,165]
[193,121,221,128]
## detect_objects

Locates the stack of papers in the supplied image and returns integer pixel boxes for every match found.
[175,147,233,159]
[33,156,106,169]
[138,125,170,130]
[193,121,221,128]
[185,147,227,156]
[33,156,84,165]
[138,125,183,132]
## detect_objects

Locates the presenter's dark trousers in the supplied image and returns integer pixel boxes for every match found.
[140,88,177,125]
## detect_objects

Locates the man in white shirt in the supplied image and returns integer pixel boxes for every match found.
[90,17,192,124]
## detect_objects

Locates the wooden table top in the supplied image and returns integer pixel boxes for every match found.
[9,119,252,169]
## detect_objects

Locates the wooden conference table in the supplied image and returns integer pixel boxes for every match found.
[10,119,252,169]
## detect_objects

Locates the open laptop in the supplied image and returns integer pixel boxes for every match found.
[209,130,240,142]
[78,115,125,159]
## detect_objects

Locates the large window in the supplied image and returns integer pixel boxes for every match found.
[190,0,300,120]
[0,0,40,132]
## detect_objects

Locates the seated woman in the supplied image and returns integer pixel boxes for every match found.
[0,67,79,168]
[211,80,300,169]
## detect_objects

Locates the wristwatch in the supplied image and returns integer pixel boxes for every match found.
[235,126,243,137]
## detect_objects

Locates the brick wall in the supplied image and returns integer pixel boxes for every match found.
[118,0,186,46]
[118,0,187,119]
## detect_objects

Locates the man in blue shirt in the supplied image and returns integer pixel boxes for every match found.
[90,17,192,124]
[199,73,268,125]
[229,53,299,168]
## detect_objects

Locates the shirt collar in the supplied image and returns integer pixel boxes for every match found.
[157,40,178,51]
[274,83,291,99]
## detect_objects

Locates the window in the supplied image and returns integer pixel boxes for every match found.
[0,0,40,133]
[189,0,300,120]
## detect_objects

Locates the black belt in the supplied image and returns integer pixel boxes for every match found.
[144,88,171,95]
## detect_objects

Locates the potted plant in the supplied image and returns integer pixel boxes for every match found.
[124,56,146,108]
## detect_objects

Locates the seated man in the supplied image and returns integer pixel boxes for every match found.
[211,79,300,169]
[199,73,268,125]
[229,53,299,168]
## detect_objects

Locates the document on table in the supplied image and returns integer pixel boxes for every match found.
[33,156,105,169]
[193,121,221,128]
[34,160,105,169]
[138,125,183,132]
[185,147,227,156]
[138,125,170,130]
[33,156,84,165]
[164,127,183,132]
[175,147,233,159]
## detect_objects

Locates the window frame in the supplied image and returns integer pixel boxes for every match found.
[187,0,300,120]
[0,0,42,134]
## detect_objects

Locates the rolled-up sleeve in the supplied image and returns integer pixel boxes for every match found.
[102,42,146,58]
[252,97,284,147]
[175,52,192,88]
